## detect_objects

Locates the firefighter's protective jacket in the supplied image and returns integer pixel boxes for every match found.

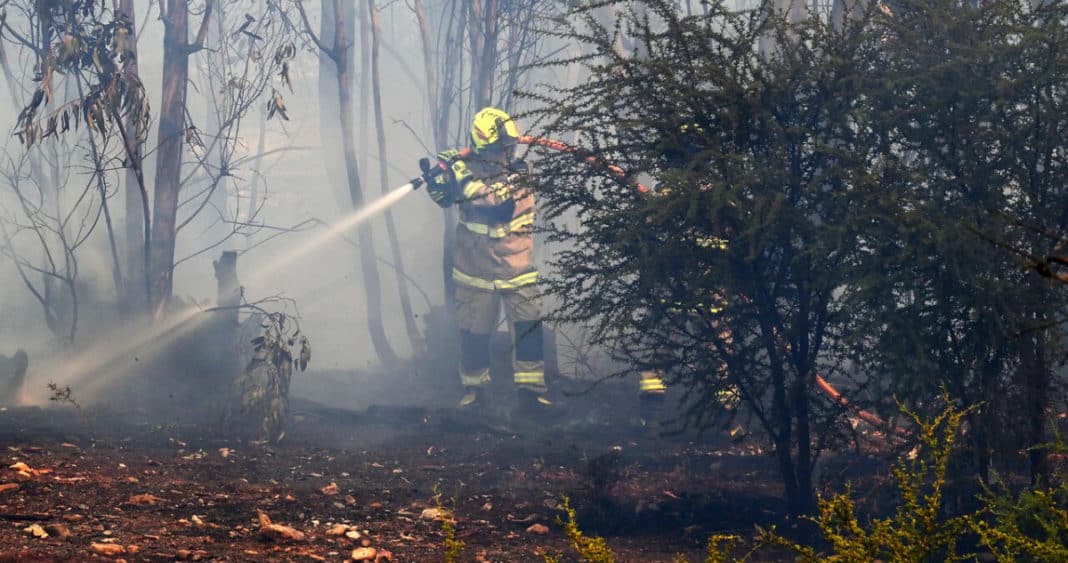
[431,150,537,292]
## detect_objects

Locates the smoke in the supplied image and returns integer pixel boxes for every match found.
[0,0,601,423]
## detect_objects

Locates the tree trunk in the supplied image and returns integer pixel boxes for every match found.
[413,0,457,303]
[332,0,398,364]
[772,365,800,517]
[368,0,421,352]
[477,0,498,109]
[358,0,371,177]
[468,1,485,113]
[150,1,193,318]
[318,0,349,209]
[1020,323,1051,486]
[793,376,815,515]
[117,0,147,313]
[206,1,230,247]
[413,0,440,144]
[211,250,241,408]
[246,108,267,251]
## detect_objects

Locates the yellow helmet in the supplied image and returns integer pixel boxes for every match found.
[471,107,520,151]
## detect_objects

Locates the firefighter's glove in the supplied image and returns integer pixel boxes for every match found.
[505,159,530,188]
[419,157,454,208]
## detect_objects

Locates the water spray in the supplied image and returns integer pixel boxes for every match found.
[40,178,430,401]
[248,181,420,285]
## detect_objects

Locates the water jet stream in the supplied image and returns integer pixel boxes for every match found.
[248,182,416,286]
[35,183,419,403]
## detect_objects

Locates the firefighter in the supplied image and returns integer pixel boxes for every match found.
[421,107,549,416]
[638,122,731,429]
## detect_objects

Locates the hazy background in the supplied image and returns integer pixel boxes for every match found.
[0,0,762,409]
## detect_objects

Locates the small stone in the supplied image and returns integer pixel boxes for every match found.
[351,547,377,561]
[126,545,140,554]
[526,523,549,535]
[361,538,371,547]
[176,548,192,559]
[345,530,362,540]
[321,482,340,496]
[374,549,394,562]
[345,495,357,505]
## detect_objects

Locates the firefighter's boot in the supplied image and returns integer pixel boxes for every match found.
[516,388,553,421]
[458,387,486,410]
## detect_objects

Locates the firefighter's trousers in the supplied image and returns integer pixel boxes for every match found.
[456,284,545,393]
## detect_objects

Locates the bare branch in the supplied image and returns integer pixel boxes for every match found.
[190,0,217,52]
[294,0,334,61]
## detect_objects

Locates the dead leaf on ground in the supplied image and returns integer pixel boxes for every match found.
[375,549,394,562]
[320,482,339,495]
[351,547,377,561]
[508,513,541,524]
[0,483,18,493]
[9,461,51,479]
[526,523,550,535]
[257,510,306,542]
[420,507,451,522]
[127,493,162,505]
[90,542,126,556]
[325,523,348,536]
[345,494,357,505]
[23,523,48,538]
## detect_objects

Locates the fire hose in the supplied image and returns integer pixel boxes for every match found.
[411,135,651,193]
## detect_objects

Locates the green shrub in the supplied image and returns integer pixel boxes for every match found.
[541,497,615,563]
[968,474,1068,561]
[760,402,973,562]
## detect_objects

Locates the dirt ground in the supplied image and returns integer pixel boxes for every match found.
[0,368,816,563]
